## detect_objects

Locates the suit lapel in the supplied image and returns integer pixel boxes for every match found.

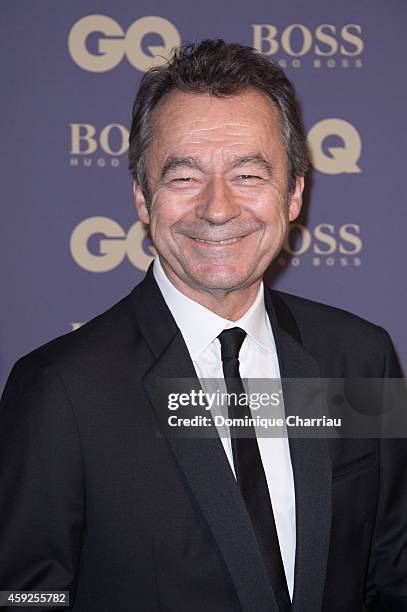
[132,266,279,612]
[266,289,332,612]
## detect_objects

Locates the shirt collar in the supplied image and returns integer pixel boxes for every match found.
[153,257,276,360]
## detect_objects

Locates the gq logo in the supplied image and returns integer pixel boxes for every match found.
[68,15,181,72]
[70,217,155,272]
[307,119,361,174]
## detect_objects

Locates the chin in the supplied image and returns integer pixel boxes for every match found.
[187,266,253,292]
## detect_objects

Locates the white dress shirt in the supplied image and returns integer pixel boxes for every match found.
[153,257,296,599]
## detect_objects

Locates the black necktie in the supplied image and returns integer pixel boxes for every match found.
[218,327,291,612]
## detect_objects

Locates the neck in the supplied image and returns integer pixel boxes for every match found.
[160,262,262,321]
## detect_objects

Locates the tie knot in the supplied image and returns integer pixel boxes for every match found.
[218,327,247,361]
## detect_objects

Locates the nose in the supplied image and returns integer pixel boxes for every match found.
[195,175,240,224]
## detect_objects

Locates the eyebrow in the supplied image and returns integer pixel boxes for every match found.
[160,156,201,181]
[230,153,274,178]
[159,152,274,181]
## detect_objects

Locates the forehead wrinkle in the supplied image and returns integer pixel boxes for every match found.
[185,122,257,138]
[149,92,285,184]
[187,121,253,131]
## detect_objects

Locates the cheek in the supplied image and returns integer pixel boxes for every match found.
[150,194,177,225]
[149,197,186,244]
[254,195,289,230]
[256,209,289,253]
[151,188,201,229]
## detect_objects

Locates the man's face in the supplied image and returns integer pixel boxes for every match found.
[134,88,303,295]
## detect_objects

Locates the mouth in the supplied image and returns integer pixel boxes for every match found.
[192,236,244,245]
[182,231,253,246]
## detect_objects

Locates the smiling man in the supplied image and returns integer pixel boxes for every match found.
[134,87,303,321]
[1,40,406,612]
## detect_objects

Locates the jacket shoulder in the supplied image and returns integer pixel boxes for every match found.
[14,292,143,375]
[269,289,394,372]
[271,289,383,336]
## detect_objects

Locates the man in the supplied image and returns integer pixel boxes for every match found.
[0,39,406,612]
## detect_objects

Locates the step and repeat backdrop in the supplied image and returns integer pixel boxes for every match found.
[1,1,406,390]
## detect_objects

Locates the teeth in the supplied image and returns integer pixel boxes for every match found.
[194,237,241,245]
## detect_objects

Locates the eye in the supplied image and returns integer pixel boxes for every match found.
[171,177,194,183]
[239,174,263,180]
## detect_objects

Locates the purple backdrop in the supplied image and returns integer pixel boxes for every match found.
[1,0,406,391]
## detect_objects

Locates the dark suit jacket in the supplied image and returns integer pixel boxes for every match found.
[1,265,406,612]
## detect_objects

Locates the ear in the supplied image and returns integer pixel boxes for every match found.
[133,181,150,224]
[288,176,304,222]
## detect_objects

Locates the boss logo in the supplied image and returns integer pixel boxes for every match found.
[284,223,362,255]
[68,15,181,73]
[70,123,129,155]
[253,23,363,56]
[69,123,129,167]
[252,23,363,69]
[279,223,362,268]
